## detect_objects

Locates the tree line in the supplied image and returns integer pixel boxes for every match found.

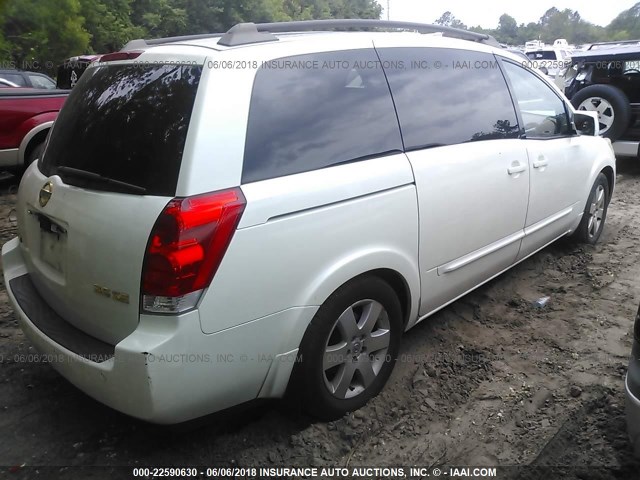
[0,0,381,68]
[0,0,639,71]
[436,3,640,46]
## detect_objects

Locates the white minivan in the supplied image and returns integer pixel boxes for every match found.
[2,20,615,423]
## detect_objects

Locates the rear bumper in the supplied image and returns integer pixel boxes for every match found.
[2,237,315,423]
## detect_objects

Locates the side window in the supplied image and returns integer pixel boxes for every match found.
[242,49,403,184]
[28,74,55,89]
[0,73,27,86]
[502,61,571,138]
[377,48,519,150]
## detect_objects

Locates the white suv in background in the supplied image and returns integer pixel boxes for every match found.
[525,46,572,78]
[2,20,615,423]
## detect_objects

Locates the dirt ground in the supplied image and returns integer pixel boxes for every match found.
[2,159,640,480]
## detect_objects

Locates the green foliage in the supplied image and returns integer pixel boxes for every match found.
[0,0,381,67]
[608,2,640,39]
[0,0,638,72]
[434,11,466,30]
[2,0,90,67]
[438,4,638,46]
[80,0,140,52]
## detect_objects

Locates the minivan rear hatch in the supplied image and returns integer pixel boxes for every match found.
[16,60,203,344]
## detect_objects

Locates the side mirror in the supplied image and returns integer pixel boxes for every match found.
[573,111,599,136]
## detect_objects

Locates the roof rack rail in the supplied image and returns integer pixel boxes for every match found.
[588,39,640,49]
[250,19,499,47]
[121,19,500,51]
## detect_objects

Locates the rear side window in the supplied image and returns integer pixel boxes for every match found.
[377,48,520,150]
[242,49,403,183]
[41,64,202,196]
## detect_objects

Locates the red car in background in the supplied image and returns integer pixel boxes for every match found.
[0,88,68,173]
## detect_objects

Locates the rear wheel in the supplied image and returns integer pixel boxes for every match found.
[290,276,402,419]
[571,85,631,140]
[573,173,610,244]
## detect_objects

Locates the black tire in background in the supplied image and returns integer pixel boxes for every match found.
[15,141,45,177]
[572,173,610,245]
[289,276,403,420]
[571,85,631,141]
[27,142,44,165]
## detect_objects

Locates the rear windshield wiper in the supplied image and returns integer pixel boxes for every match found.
[56,166,147,194]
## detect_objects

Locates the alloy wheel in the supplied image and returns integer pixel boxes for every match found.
[578,97,615,135]
[322,299,391,399]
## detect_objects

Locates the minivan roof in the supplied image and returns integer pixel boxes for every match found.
[122,19,500,51]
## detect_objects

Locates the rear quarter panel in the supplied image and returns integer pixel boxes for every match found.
[197,156,421,354]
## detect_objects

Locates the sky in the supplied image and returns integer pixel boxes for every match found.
[381,0,638,29]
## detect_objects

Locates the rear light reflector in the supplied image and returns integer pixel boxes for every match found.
[141,188,246,314]
[98,51,143,62]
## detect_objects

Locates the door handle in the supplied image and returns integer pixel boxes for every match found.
[533,160,548,169]
[507,164,526,175]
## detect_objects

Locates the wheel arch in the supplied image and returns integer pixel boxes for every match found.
[18,121,53,166]
[364,268,413,329]
[298,249,420,336]
[601,165,615,199]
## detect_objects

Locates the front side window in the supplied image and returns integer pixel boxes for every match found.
[376,47,520,150]
[502,61,571,138]
[242,49,403,184]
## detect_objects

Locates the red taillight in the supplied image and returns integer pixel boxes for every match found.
[141,188,245,313]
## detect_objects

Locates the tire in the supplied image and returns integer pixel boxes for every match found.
[16,141,44,177]
[571,85,631,140]
[289,276,403,420]
[572,173,610,245]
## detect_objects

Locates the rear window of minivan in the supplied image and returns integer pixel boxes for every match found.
[40,63,203,196]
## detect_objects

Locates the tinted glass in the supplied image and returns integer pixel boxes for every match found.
[502,61,571,138]
[0,73,26,86]
[28,74,55,89]
[526,51,558,60]
[377,48,520,149]
[41,64,202,195]
[242,49,403,183]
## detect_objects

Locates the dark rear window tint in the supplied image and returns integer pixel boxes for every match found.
[377,48,520,149]
[40,63,202,196]
[242,49,403,184]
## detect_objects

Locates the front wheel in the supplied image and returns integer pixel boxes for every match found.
[573,173,610,244]
[290,276,403,420]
